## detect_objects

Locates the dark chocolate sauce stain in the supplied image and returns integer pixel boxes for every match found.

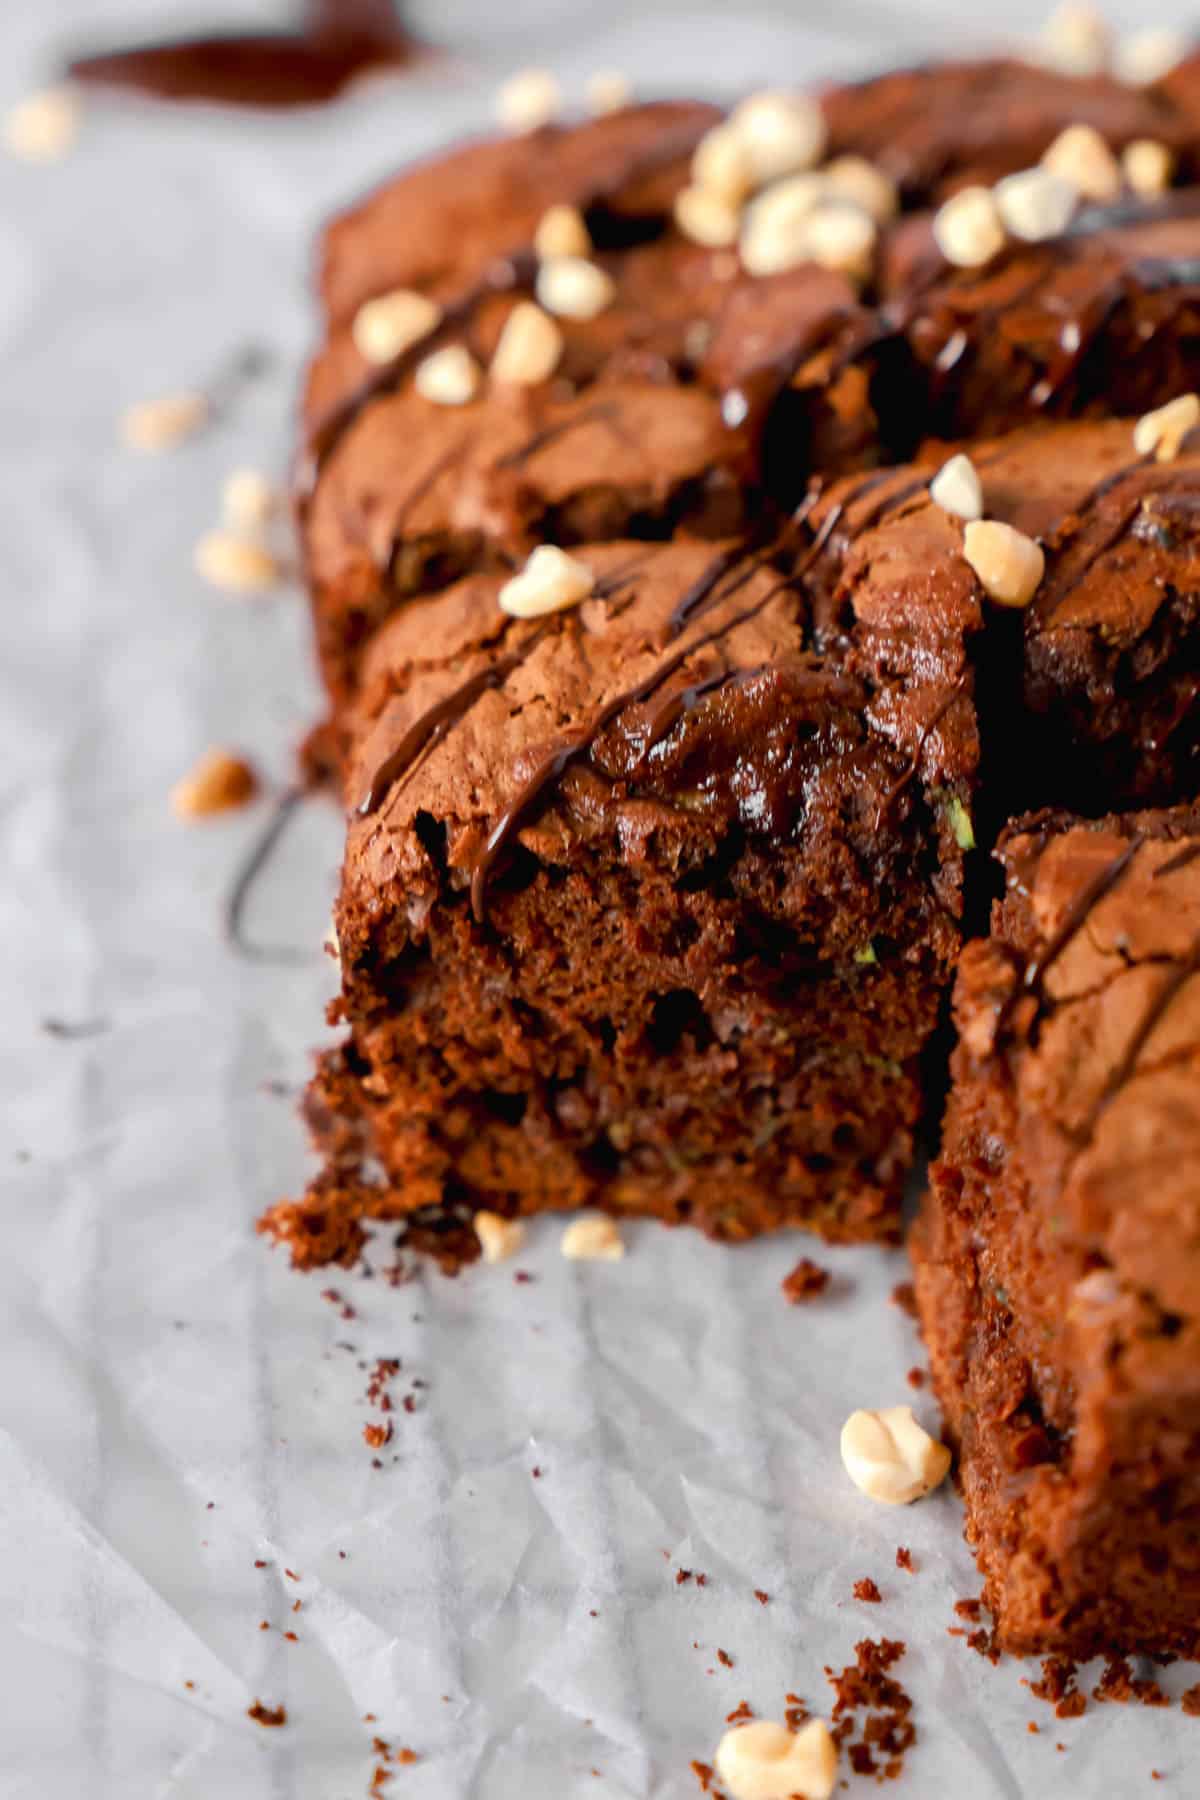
[65,2,421,110]
[998,834,1144,1044]
[41,1016,111,1041]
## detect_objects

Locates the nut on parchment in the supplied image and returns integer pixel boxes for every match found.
[840,1405,951,1504]
[474,1211,527,1263]
[171,749,258,819]
[560,1214,624,1260]
[714,1718,838,1800]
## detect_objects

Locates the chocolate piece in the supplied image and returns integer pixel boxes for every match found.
[913,806,1200,1657]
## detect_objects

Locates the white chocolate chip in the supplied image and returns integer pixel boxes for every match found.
[499,544,595,619]
[1035,2,1111,76]
[414,344,480,406]
[222,468,279,531]
[1133,392,1200,462]
[840,1405,952,1505]
[993,166,1078,242]
[1113,27,1189,86]
[739,172,827,275]
[801,203,877,282]
[962,519,1046,608]
[474,1211,527,1263]
[170,748,257,819]
[1122,138,1175,197]
[930,452,984,521]
[194,531,282,594]
[496,67,561,134]
[3,86,79,162]
[692,122,755,203]
[821,154,899,224]
[489,301,564,385]
[932,185,1006,269]
[674,184,740,247]
[586,70,632,115]
[714,1719,838,1800]
[560,1215,624,1261]
[535,256,616,320]
[1041,123,1122,202]
[351,288,441,365]
[730,90,828,186]
[534,203,592,261]
[120,391,210,451]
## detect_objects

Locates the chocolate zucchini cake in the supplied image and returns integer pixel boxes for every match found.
[912,808,1200,1657]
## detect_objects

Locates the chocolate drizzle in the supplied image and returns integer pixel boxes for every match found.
[66,2,421,110]
[1082,933,1200,1138]
[356,650,532,819]
[998,835,1144,1044]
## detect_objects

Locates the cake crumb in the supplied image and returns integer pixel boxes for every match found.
[754,1589,770,1605]
[717,1648,734,1669]
[852,1577,882,1603]
[781,1257,831,1303]
[890,1282,918,1318]
[248,1701,287,1727]
[895,1547,914,1572]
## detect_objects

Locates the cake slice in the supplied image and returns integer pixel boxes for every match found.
[912,806,1200,1657]
[262,531,977,1267]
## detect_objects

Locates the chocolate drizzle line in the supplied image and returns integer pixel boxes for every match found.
[224,785,316,964]
[468,507,845,920]
[65,2,422,111]
[1082,933,1200,1139]
[355,555,650,817]
[876,673,969,826]
[1155,840,1200,879]
[997,834,1144,1044]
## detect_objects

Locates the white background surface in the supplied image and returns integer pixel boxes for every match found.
[1,4,1197,1795]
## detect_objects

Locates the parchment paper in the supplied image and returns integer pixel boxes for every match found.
[1,3,1194,1794]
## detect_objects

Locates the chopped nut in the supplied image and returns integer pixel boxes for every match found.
[194,531,282,594]
[489,301,563,385]
[840,1405,952,1505]
[3,86,79,162]
[171,749,258,820]
[729,90,828,186]
[821,154,899,224]
[1133,392,1200,463]
[1036,2,1111,76]
[586,70,632,115]
[800,203,877,282]
[560,1215,624,1261]
[930,451,984,521]
[499,544,595,618]
[962,520,1046,608]
[535,256,615,320]
[351,289,441,365]
[414,344,480,406]
[713,1718,838,1800]
[1122,138,1175,197]
[120,391,210,452]
[993,167,1077,242]
[932,186,1006,268]
[692,122,755,203]
[674,184,740,248]
[1113,27,1188,86]
[533,203,592,261]
[1041,123,1122,202]
[496,67,561,134]
[222,468,278,531]
[474,1211,526,1263]
[739,173,826,276]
